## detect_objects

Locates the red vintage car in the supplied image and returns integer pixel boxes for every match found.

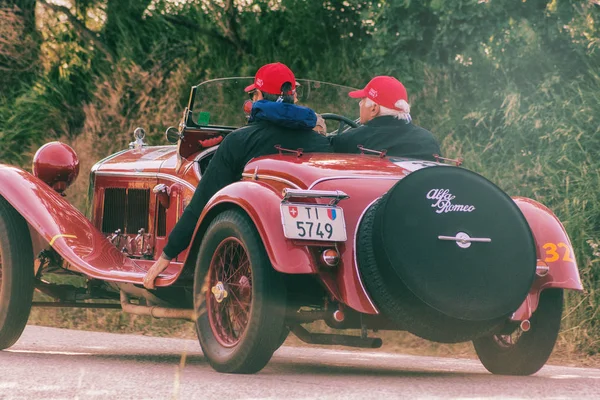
[0,78,583,375]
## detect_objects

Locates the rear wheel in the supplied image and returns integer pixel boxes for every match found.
[473,289,563,376]
[0,197,34,349]
[194,209,286,373]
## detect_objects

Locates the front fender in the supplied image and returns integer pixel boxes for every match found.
[182,180,316,275]
[511,197,583,320]
[0,165,147,283]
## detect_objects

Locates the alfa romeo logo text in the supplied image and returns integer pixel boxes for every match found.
[426,189,476,214]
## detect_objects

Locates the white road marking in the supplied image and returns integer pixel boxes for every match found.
[5,349,93,356]
[25,385,64,391]
[547,374,587,379]
[82,390,114,396]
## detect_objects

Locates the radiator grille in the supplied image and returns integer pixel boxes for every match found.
[126,189,150,233]
[101,188,126,233]
[101,188,150,234]
[157,202,167,237]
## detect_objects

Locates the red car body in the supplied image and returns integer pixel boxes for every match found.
[0,78,583,376]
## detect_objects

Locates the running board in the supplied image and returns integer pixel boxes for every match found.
[289,325,382,349]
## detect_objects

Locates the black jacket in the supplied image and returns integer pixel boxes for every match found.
[331,116,441,161]
[162,120,331,259]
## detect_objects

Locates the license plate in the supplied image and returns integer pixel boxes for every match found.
[280,204,347,241]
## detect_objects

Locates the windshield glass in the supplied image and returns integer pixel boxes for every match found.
[192,77,359,130]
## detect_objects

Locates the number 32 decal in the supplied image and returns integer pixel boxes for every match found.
[542,242,574,263]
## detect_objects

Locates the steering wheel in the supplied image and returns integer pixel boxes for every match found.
[320,113,359,136]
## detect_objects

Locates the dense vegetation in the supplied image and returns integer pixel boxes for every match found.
[1,0,598,357]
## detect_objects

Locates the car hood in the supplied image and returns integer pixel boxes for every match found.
[92,146,177,174]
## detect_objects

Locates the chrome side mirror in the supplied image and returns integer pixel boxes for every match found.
[165,126,181,144]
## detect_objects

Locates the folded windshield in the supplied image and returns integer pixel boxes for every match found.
[192,77,359,129]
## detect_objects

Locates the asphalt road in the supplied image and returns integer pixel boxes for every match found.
[0,326,598,399]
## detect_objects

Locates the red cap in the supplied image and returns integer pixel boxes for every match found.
[244,62,297,95]
[348,76,409,111]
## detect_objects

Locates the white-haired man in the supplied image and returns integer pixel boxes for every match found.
[331,76,441,161]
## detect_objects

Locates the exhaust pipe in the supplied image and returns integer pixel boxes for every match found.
[119,291,195,321]
[290,324,382,349]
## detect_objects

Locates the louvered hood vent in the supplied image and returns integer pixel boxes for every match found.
[102,188,150,234]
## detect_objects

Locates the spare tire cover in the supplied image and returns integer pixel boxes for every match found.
[373,166,536,321]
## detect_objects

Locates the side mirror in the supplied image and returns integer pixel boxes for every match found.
[165,126,181,144]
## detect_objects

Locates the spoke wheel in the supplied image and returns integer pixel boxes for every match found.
[194,209,286,374]
[207,238,252,348]
[0,197,34,349]
[473,289,563,376]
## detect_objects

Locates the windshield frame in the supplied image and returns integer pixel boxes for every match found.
[184,77,359,130]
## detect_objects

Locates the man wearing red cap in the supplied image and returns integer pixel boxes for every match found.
[331,76,441,161]
[143,62,330,289]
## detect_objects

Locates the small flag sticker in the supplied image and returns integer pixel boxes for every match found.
[289,206,298,218]
[327,208,337,220]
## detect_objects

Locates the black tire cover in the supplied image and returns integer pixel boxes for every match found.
[373,166,536,321]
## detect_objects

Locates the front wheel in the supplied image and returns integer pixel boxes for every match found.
[0,197,34,349]
[193,209,287,374]
[473,289,563,376]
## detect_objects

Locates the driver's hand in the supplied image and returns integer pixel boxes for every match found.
[143,255,171,290]
[315,114,327,135]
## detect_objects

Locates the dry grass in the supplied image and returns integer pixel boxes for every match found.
[0,5,37,75]
[63,60,191,210]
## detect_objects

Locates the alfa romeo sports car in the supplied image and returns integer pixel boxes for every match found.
[0,78,583,375]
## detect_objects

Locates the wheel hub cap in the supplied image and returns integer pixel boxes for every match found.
[211,281,228,303]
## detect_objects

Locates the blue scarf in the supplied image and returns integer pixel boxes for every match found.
[249,100,317,130]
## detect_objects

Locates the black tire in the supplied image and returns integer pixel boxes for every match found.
[357,201,504,343]
[473,289,563,376]
[0,197,34,349]
[193,209,286,374]
[274,326,290,351]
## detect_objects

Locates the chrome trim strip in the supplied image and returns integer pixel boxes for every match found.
[241,173,301,189]
[95,171,196,192]
[308,175,401,190]
[186,146,220,177]
[88,150,130,219]
[353,197,381,313]
[184,125,234,133]
[282,188,349,205]
[90,149,130,173]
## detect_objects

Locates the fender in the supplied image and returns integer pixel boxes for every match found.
[181,180,317,275]
[511,197,583,320]
[0,165,149,284]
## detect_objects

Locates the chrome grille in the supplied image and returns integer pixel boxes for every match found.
[102,188,149,234]
[101,188,126,233]
[126,189,150,233]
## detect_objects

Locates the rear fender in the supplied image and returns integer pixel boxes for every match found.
[0,165,147,283]
[181,181,317,275]
[511,197,583,320]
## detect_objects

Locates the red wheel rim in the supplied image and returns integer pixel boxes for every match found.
[206,237,252,348]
